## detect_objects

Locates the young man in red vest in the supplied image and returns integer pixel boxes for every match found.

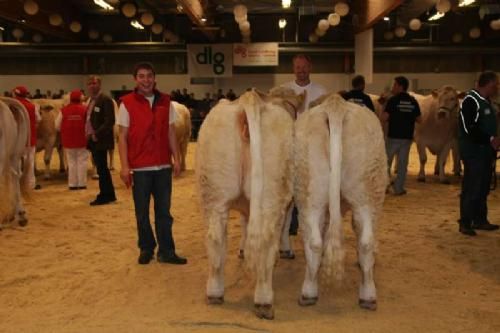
[13,86,41,190]
[117,62,187,265]
[56,90,88,190]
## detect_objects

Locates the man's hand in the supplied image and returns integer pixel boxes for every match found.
[172,160,181,177]
[120,167,133,188]
[91,133,98,142]
[491,136,500,150]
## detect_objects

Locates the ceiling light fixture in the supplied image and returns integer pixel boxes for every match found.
[0,26,4,31]
[428,12,445,21]
[458,0,475,7]
[282,0,291,9]
[131,20,144,30]
[94,0,114,11]
[279,19,287,29]
[201,17,207,23]
[383,17,390,21]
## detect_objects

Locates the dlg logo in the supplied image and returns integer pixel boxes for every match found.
[196,47,225,75]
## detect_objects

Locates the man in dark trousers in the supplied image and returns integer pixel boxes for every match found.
[342,75,375,112]
[117,62,187,265]
[458,71,500,236]
[86,75,116,206]
[381,76,421,195]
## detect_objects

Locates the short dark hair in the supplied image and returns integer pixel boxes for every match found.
[292,54,312,64]
[394,76,409,91]
[352,75,365,89]
[133,62,155,77]
[477,71,498,88]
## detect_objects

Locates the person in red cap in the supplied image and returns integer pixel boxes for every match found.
[13,85,42,190]
[55,90,88,190]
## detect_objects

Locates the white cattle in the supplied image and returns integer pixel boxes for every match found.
[32,98,66,179]
[196,89,302,319]
[172,101,192,171]
[412,86,461,183]
[0,97,31,227]
[294,94,387,310]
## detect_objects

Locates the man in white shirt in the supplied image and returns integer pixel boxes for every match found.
[280,55,327,242]
[281,54,327,113]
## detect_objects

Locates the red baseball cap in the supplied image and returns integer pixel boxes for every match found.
[13,86,29,97]
[70,89,83,102]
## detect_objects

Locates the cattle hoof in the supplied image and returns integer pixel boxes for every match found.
[298,295,318,306]
[206,296,224,305]
[359,299,377,311]
[254,304,274,320]
[238,249,244,259]
[417,177,426,182]
[279,250,295,260]
[18,218,28,227]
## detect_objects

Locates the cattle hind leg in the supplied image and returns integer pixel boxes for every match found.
[206,209,229,305]
[299,207,326,307]
[352,205,377,311]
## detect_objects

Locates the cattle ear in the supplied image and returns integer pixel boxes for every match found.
[457,91,466,99]
[431,90,438,98]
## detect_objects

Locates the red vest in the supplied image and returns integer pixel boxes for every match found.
[121,91,171,169]
[16,97,36,146]
[61,103,87,148]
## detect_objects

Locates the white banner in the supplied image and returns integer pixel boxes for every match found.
[233,43,279,66]
[187,44,233,77]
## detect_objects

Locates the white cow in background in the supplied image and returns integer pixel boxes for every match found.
[412,86,462,183]
[172,101,192,171]
[32,98,66,179]
[0,97,30,227]
[196,89,302,319]
[294,93,387,310]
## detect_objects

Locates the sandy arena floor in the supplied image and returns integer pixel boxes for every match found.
[0,143,499,333]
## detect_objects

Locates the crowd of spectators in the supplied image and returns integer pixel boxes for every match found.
[3,89,67,99]
[170,88,239,140]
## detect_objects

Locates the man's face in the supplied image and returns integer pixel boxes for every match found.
[87,79,101,96]
[134,69,155,96]
[391,81,402,95]
[484,78,499,98]
[293,58,311,82]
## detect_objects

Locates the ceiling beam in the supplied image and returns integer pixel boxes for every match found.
[176,0,215,41]
[0,0,80,41]
[353,0,403,33]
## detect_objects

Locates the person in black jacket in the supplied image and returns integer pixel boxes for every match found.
[342,75,375,112]
[381,76,421,195]
[86,75,117,206]
[457,71,500,236]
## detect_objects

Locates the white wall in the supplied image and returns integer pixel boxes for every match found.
[0,72,479,99]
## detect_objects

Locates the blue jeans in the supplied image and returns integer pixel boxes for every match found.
[386,138,412,193]
[132,168,175,256]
